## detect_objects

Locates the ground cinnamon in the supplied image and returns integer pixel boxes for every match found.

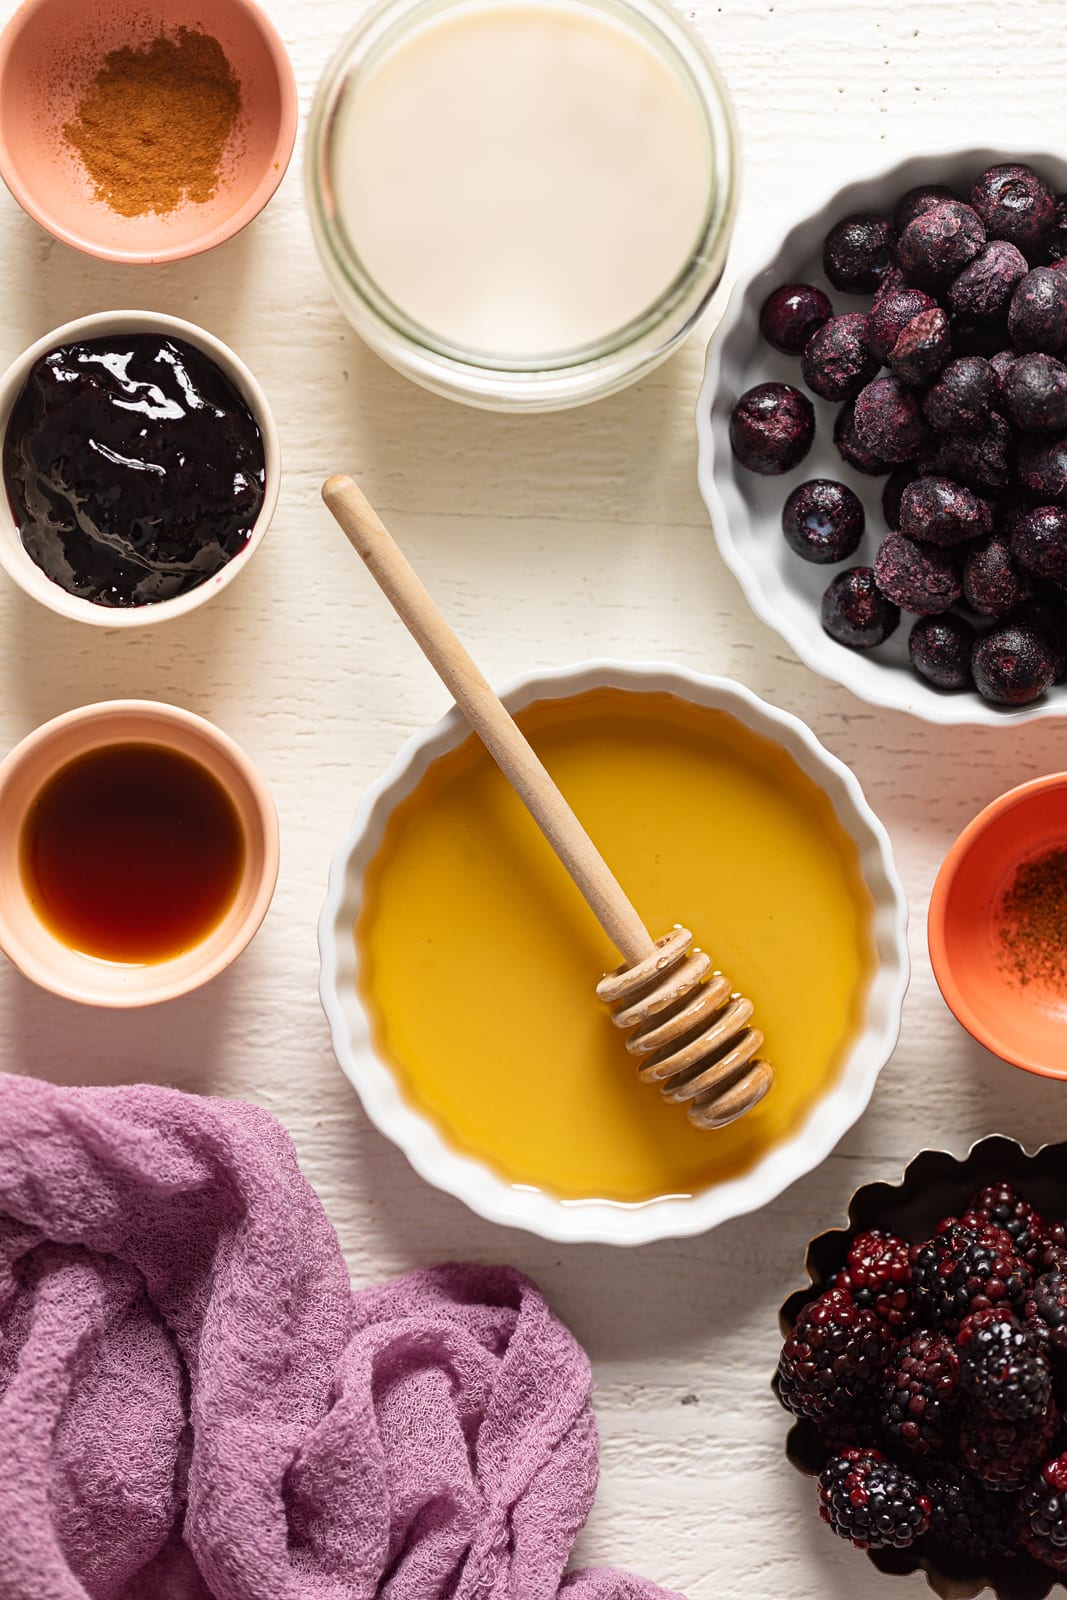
[63,28,242,218]
[997,846,1067,990]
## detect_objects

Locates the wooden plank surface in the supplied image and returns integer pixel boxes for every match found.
[2,2,1066,1593]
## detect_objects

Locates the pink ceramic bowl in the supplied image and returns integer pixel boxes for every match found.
[0,701,280,1006]
[0,0,298,264]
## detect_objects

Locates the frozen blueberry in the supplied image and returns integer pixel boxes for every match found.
[867,286,938,362]
[963,537,1032,615]
[782,479,865,563]
[874,532,962,614]
[1003,352,1067,433]
[1044,196,1067,264]
[1010,504,1067,582]
[935,412,1014,493]
[820,566,900,648]
[823,214,897,294]
[729,382,815,475]
[1018,433,1067,501]
[887,307,953,388]
[801,313,879,402]
[908,613,976,689]
[1008,267,1067,353]
[948,240,1029,321]
[1016,591,1067,677]
[922,357,995,434]
[883,465,920,530]
[898,201,986,288]
[970,163,1055,258]
[853,376,929,462]
[894,185,960,234]
[759,283,833,356]
[899,474,992,545]
[972,621,1056,704]
[833,401,892,475]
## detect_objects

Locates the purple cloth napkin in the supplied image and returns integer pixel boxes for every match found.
[0,1074,682,1600]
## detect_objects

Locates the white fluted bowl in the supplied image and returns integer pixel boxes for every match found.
[698,147,1067,726]
[318,661,909,1244]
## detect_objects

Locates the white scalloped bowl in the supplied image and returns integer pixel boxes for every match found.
[698,147,1067,727]
[318,661,909,1245]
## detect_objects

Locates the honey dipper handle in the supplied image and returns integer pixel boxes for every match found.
[322,474,654,967]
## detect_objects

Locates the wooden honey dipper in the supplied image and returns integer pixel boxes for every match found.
[322,474,774,1131]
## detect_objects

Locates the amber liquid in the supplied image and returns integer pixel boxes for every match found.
[357,689,876,1205]
[21,743,245,964]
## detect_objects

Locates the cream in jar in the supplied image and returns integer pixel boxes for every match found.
[330,0,714,359]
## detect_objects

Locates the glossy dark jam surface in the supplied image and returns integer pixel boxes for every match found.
[3,335,265,607]
[20,743,246,964]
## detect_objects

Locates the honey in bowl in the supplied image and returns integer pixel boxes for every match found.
[21,742,245,963]
[357,689,876,1203]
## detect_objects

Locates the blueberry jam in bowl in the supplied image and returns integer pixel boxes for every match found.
[697,148,1067,727]
[0,310,279,627]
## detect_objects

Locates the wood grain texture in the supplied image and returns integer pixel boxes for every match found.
[1,2,1065,1594]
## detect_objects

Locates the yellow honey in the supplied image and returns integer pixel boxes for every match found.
[357,689,875,1204]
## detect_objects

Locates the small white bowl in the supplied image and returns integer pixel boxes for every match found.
[0,310,280,626]
[318,660,910,1246]
[697,146,1067,727]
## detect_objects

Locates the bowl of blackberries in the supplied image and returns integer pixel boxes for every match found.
[778,1136,1067,1596]
[698,150,1067,722]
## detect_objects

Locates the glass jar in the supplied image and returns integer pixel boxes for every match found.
[307,0,738,412]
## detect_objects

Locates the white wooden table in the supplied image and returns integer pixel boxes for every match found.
[2,2,1065,1594]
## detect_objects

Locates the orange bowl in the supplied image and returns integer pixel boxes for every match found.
[0,0,297,264]
[928,774,1067,1077]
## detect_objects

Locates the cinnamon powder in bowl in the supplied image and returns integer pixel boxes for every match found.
[63,26,242,217]
[0,0,297,264]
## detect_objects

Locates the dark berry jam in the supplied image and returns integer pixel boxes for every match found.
[3,334,265,608]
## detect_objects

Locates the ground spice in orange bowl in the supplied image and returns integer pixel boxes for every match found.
[929,774,1067,1079]
[0,0,297,263]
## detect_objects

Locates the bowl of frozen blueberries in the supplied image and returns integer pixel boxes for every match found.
[698,149,1067,724]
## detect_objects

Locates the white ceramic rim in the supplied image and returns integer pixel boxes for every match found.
[697,143,1067,728]
[0,310,280,627]
[318,660,910,1245]
[0,698,280,1006]
[0,0,299,266]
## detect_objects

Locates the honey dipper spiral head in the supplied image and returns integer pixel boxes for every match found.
[595,926,773,1129]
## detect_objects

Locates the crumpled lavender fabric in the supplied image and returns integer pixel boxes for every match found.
[0,1075,682,1600]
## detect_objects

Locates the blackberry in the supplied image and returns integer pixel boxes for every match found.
[965,1181,1051,1271]
[881,1328,960,1457]
[818,1448,931,1549]
[777,1287,894,1422]
[1027,1271,1067,1361]
[832,1228,915,1330]
[1018,1453,1067,1570]
[957,1308,1051,1420]
[924,1460,1017,1558]
[959,1397,1059,1489]
[910,1221,1032,1333]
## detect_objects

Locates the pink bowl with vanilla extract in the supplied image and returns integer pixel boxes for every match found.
[0,0,297,264]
